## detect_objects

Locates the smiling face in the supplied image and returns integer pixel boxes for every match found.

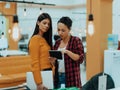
[57,22,70,40]
[37,18,50,36]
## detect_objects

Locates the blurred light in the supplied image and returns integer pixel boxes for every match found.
[88,21,94,36]
[12,15,21,41]
[88,0,94,36]
[8,29,11,34]
[24,8,27,16]
[40,7,43,14]
[5,2,10,8]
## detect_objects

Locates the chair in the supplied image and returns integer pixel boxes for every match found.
[82,72,115,90]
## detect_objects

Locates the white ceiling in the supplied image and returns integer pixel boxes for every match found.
[17,0,86,6]
[15,0,86,10]
[0,0,86,6]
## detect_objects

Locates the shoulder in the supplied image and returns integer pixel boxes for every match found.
[30,35,44,43]
[71,36,81,41]
[31,35,43,41]
[54,38,61,49]
[55,38,61,43]
[31,35,40,39]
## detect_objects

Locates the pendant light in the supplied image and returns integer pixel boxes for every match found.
[40,7,43,14]
[23,4,27,16]
[12,15,21,41]
[24,8,27,16]
[88,0,94,36]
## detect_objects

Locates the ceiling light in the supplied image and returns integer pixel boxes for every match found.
[88,0,94,36]
[40,7,43,14]
[24,8,27,16]
[12,15,21,41]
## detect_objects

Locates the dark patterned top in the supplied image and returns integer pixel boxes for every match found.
[118,41,120,50]
[53,35,85,89]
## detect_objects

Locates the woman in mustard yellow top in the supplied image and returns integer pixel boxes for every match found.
[28,13,53,90]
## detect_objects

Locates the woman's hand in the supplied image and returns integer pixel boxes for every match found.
[37,84,48,90]
[61,49,68,54]
[62,49,80,61]
[49,57,57,65]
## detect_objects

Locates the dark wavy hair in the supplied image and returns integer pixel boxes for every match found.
[30,13,53,48]
[57,16,72,30]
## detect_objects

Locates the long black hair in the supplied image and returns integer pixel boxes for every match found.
[30,13,53,48]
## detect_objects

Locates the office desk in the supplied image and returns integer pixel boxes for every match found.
[0,55,31,88]
[0,50,28,57]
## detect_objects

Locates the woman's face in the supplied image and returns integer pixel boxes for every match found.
[57,22,70,40]
[37,18,50,34]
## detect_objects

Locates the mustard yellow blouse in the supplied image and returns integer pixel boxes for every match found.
[29,35,52,85]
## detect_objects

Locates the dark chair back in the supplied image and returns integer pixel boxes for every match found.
[82,72,115,90]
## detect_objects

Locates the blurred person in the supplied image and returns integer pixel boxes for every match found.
[117,35,120,50]
[118,41,120,50]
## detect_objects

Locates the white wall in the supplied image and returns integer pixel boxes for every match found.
[112,0,120,40]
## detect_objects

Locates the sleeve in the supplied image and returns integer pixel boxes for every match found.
[118,34,120,41]
[29,37,42,85]
[74,37,85,64]
[53,39,61,50]
[118,41,120,50]
[118,34,120,50]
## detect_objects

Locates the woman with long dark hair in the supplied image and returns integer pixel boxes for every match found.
[28,13,53,90]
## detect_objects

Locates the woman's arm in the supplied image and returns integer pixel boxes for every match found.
[62,50,80,61]
[63,37,84,62]
[29,36,42,85]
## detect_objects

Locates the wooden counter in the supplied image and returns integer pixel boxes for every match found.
[0,55,31,88]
